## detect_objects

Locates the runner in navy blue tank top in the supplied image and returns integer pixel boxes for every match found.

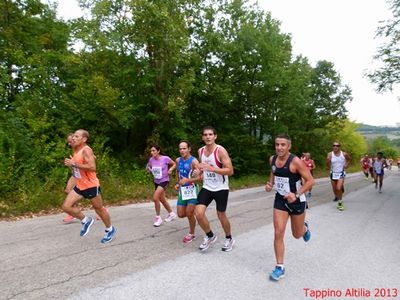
[265,134,314,281]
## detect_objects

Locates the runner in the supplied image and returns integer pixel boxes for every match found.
[62,129,116,243]
[397,156,400,170]
[63,133,107,223]
[360,154,372,181]
[265,134,314,281]
[301,152,315,197]
[326,141,351,211]
[195,126,235,252]
[386,157,392,170]
[372,152,387,193]
[146,145,177,227]
[174,140,200,243]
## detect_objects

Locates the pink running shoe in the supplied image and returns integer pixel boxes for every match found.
[96,207,109,220]
[153,216,163,227]
[63,214,75,223]
[183,233,196,243]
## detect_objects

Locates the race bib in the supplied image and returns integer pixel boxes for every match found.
[72,167,81,179]
[180,184,196,200]
[275,176,290,196]
[151,167,162,179]
[204,170,217,185]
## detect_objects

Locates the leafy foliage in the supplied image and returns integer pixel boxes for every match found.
[0,0,356,215]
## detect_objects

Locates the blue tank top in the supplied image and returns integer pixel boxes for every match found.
[178,156,194,186]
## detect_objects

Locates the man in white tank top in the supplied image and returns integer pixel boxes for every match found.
[195,126,235,252]
[326,141,351,211]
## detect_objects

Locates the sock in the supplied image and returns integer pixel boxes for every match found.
[206,231,214,238]
[82,216,88,223]
[226,235,232,240]
[106,226,113,232]
[277,264,284,269]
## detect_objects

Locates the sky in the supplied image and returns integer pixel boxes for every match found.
[52,0,400,127]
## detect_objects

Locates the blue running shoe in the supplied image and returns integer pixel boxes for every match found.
[270,266,285,281]
[101,226,116,244]
[80,217,94,237]
[303,221,311,242]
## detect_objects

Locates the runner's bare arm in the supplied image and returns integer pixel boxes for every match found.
[265,156,274,192]
[285,157,315,202]
[326,153,332,170]
[344,152,351,169]
[64,147,96,171]
[168,159,176,174]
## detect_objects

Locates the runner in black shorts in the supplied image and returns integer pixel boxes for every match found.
[195,126,235,252]
[265,134,314,281]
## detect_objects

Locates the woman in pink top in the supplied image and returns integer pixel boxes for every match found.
[146,145,177,227]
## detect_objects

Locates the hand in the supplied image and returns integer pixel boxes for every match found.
[192,168,201,177]
[64,158,74,167]
[179,178,189,186]
[199,163,213,172]
[174,183,180,191]
[265,182,273,192]
[284,192,297,203]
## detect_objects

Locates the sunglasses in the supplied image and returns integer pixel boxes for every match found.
[332,144,340,147]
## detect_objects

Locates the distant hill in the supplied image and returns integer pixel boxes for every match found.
[357,124,400,140]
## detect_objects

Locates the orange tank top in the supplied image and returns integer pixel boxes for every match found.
[72,146,100,190]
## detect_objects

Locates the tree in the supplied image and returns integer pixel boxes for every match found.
[327,119,368,163]
[368,0,400,92]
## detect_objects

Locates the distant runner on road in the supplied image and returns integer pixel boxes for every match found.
[360,154,372,181]
[372,152,387,193]
[326,141,351,211]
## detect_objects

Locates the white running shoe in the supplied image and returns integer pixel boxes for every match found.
[222,238,235,252]
[164,212,177,222]
[153,216,163,227]
[199,235,217,251]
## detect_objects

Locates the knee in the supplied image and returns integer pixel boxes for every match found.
[217,211,227,221]
[195,210,205,221]
[186,210,195,219]
[177,211,186,218]
[274,230,285,241]
[62,203,70,212]
[292,231,303,239]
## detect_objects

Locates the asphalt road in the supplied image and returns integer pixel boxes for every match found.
[1,170,399,300]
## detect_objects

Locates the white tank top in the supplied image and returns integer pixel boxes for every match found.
[373,159,383,173]
[331,151,346,173]
[200,145,229,191]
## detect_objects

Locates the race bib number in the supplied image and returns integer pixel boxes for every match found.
[151,167,162,179]
[204,170,217,185]
[181,184,196,200]
[72,167,81,179]
[331,172,342,180]
[275,176,290,196]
